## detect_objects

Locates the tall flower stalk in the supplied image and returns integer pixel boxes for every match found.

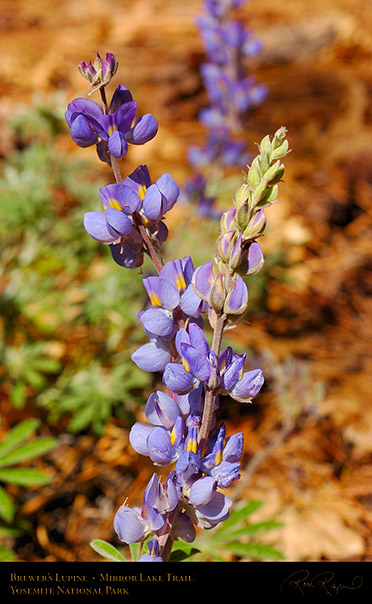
[65,52,288,562]
[184,0,266,218]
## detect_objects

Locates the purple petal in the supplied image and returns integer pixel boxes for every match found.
[142,184,166,221]
[65,97,103,127]
[124,165,152,193]
[147,427,177,465]
[127,113,158,144]
[131,341,171,372]
[145,391,180,429]
[70,114,99,147]
[181,284,204,318]
[173,512,196,543]
[83,211,118,244]
[105,208,132,237]
[110,241,143,269]
[224,275,248,314]
[160,259,186,291]
[188,323,210,357]
[162,363,195,394]
[221,353,246,390]
[210,460,241,488]
[231,368,264,400]
[99,183,140,213]
[180,343,211,382]
[175,328,190,357]
[194,491,232,529]
[223,432,244,462]
[115,101,137,134]
[144,474,168,512]
[140,309,174,338]
[155,173,180,211]
[244,241,264,276]
[129,422,153,456]
[143,276,180,310]
[192,262,214,301]
[109,85,133,113]
[189,476,217,506]
[113,506,145,543]
[108,130,128,158]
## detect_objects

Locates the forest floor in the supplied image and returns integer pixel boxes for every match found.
[1,0,372,562]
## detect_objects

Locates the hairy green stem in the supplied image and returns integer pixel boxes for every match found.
[198,312,226,451]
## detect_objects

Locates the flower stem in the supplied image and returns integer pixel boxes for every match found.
[198,312,226,451]
[157,504,180,562]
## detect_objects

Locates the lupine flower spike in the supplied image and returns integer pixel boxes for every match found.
[66,51,288,562]
[184,0,266,218]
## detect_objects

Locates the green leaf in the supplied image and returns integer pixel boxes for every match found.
[0,485,15,523]
[0,437,58,468]
[226,520,283,540]
[0,544,16,560]
[223,542,285,560]
[216,501,264,535]
[67,404,96,433]
[129,541,141,562]
[0,468,52,486]
[10,382,27,409]
[169,548,200,562]
[0,419,40,460]
[90,540,126,562]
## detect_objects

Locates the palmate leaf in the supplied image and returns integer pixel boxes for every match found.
[0,468,52,487]
[0,437,57,468]
[0,486,15,523]
[90,540,126,562]
[0,419,40,460]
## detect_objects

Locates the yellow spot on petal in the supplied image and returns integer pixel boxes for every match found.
[176,273,187,291]
[215,449,223,466]
[170,426,177,446]
[182,358,190,373]
[107,198,122,210]
[108,124,118,136]
[148,292,162,307]
[186,438,197,454]
[138,184,147,200]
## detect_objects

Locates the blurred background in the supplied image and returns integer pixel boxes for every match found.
[1,0,372,561]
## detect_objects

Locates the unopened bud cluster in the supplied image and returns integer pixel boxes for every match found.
[193,127,289,325]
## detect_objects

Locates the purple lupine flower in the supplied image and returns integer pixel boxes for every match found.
[129,391,184,465]
[192,260,248,315]
[218,346,264,402]
[113,498,164,544]
[162,324,213,393]
[131,256,207,372]
[183,0,266,218]
[201,423,243,487]
[121,165,179,224]
[138,538,164,562]
[65,85,158,160]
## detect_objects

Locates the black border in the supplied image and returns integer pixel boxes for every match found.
[1,561,371,604]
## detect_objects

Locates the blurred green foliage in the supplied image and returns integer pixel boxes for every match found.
[0,95,151,434]
[0,418,58,560]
